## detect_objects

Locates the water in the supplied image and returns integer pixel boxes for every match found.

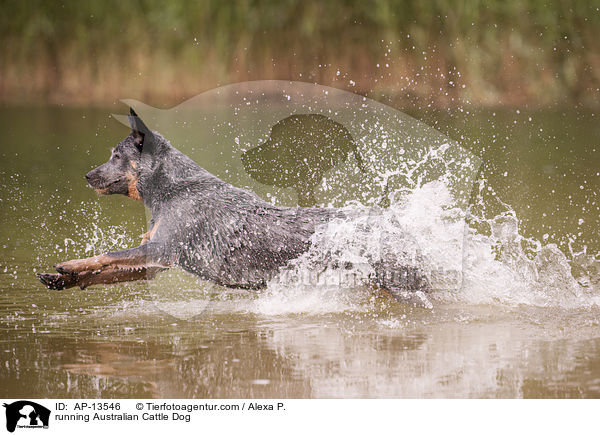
[1,103,599,398]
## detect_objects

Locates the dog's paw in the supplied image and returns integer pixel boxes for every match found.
[37,273,73,290]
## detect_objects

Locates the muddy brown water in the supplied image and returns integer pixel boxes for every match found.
[0,106,599,398]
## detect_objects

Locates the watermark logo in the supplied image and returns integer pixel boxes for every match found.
[3,401,50,433]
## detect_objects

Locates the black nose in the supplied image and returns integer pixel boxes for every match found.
[85,172,92,181]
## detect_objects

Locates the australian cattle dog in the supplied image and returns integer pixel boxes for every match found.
[38,109,430,304]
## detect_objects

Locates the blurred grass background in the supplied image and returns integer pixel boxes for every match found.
[1,0,599,107]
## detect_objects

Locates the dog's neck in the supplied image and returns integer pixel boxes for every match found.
[136,144,228,214]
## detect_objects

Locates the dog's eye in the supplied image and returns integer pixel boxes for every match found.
[113,154,121,160]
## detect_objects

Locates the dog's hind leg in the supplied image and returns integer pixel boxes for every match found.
[54,243,168,275]
[379,286,433,309]
[38,266,167,290]
[371,262,433,308]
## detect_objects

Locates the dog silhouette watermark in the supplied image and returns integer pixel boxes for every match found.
[3,401,50,433]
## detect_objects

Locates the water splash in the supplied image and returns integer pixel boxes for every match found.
[253,179,599,314]
[31,199,137,273]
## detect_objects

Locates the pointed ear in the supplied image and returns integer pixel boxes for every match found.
[127,108,153,152]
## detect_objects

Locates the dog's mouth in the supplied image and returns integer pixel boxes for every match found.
[89,178,123,193]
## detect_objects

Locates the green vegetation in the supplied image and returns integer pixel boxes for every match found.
[1,0,599,106]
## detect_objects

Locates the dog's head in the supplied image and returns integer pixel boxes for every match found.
[86,108,155,200]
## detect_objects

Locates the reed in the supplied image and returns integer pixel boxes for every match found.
[1,0,599,106]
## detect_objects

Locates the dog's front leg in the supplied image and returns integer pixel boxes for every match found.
[54,243,166,275]
[38,266,167,290]
[38,243,169,290]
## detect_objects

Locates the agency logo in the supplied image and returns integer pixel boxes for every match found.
[3,401,50,433]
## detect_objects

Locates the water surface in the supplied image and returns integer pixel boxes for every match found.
[0,106,599,398]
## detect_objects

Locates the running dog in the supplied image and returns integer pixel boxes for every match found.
[38,109,430,303]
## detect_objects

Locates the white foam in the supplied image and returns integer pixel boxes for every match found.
[252,180,600,314]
